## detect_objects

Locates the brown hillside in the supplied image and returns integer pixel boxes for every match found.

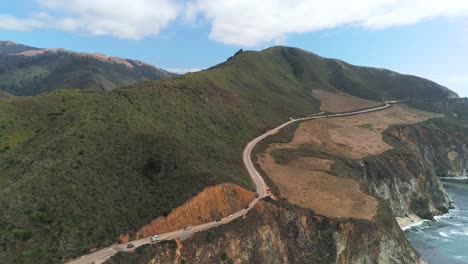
[133,183,255,239]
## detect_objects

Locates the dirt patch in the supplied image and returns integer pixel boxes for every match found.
[118,233,130,244]
[289,105,441,159]
[257,105,441,220]
[312,89,381,112]
[259,153,377,220]
[132,183,254,239]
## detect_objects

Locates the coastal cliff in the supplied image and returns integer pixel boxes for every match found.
[362,118,468,220]
[104,106,468,264]
[392,123,468,177]
[105,199,423,264]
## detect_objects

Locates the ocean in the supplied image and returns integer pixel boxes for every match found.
[405,177,468,264]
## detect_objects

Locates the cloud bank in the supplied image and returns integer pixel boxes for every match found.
[1,0,468,45]
[189,0,468,46]
[1,0,181,39]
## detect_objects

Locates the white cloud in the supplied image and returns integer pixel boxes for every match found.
[2,1,468,44]
[0,0,181,39]
[166,68,202,74]
[188,0,468,46]
[0,13,50,31]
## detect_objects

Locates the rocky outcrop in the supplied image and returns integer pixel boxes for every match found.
[358,122,467,220]
[349,122,466,220]
[106,199,423,264]
[391,124,468,177]
[361,147,451,220]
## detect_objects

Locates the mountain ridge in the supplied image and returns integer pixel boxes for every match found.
[0,41,175,96]
[220,46,458,100]
[265,45,458,98]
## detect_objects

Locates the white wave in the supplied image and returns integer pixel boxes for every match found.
[449,230,468,236]
[454,255,468,261]
[439,231,449,237]
[435,211,454,221]
[403,220,428,231]
[440,176,468,180]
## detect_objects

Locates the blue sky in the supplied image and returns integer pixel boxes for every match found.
[1,0,467,97]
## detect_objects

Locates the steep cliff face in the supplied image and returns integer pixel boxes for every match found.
[361,146,451,220]
[404,99,468,177]
[391,124,468,177]
[106,200,423,264]
[359,121,468,220]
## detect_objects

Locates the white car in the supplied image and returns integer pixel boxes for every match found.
[184,225,192,231]
[227,214,233,218]
[150,235,159,243]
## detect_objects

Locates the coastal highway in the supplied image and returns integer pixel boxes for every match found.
[65,101,396,264]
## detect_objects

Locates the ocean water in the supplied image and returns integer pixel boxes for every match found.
[405,177,468,264]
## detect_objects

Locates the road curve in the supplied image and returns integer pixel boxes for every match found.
[65,101,396,264]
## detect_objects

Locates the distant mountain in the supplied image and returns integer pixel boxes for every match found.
[0,40,38,55]
[0,41,175,96]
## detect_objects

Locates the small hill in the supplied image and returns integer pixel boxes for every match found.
[0,41,174,96]
[0,46,458,263]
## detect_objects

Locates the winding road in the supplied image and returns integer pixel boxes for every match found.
[65,101,396,264]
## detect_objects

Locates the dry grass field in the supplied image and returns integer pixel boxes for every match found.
[258,103,441,220]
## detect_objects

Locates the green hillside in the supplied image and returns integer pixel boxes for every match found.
[0,41,174,96]
[258,47,457,100]
[0,46,456,263]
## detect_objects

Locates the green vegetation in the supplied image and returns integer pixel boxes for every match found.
[0,46,457,263]
[0,48,325,263]
[0,42,174,96]
[407,98,468,118]
[270,148,331,165]
[358,123,374,131]
[408,98,468,133]
[270,46,454,101]
[375,199,396,227]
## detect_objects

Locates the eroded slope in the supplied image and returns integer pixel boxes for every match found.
[132,183,254,240]
[106,199,423,264]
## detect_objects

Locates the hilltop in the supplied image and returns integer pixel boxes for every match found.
[219,46,458,100]
[0,46,460,263]
[0,41,174,96]
[0,40,39,55]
